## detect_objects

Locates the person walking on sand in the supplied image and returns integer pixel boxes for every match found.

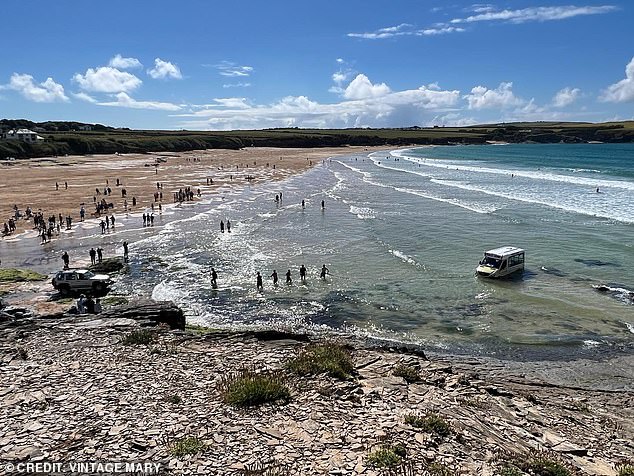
[97,247,103,263]
[320,264,330,280]
[270,270,278,285]
[62,251,70,269]
[300,264,307,283]
[285,269,292,284]
[123,241,129,261]
[89,247,96,265]
[211,268,218,288]
[256,272,263,291]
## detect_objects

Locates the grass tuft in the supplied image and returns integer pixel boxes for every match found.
[616,461,634,476]
[120,329,155,346]
[220,369,291,407]
[392,363,421,383]
[168,436,206,457]
[286,343,354,379]
[404,413,451,437]
[0,268,47,283]
[366,444,407,469]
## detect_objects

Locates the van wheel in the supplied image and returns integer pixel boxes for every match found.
[93,282,104,294]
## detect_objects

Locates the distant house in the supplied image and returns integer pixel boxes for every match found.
[2,128,45,142]
[77,125,92,131]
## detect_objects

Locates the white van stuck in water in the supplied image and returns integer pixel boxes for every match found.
[476,246,525,278]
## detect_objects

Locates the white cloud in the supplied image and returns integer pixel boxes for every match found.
[174,74,460,130]
[428,113,478,127]
[147,58,182,80]
[552,87,581,107]
[73,67,142,93]
[418,26,465,35]
[343,74,391,100]
[109,54,142,69]
[5,73,68,102]
[98,92,182,111]
[464,82,524,109]
[600,57,634,103]
[336,58,345,64]
[72,92,98,103]
[222,82,251,88]
[348,23,413,39]
[348,23,465,39]
[451,5,617,24]
[215,61,254,77]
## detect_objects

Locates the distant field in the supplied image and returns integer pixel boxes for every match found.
[1,121,633,159]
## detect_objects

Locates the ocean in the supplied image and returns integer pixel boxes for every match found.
[3,143,633,387]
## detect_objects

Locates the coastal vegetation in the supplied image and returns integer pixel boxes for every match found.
[403,413,452,437]
[220,369,291,407]
[366,443,407,469]
[120,329,156,346]
[0,268,47,283]
[168,436,207,457]
[392,362,422,383]
[2,119,634,159]
[286,342,354,379]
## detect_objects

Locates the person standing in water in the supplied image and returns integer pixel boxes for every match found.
[301,199,305,209]
[226,220,231,232]
[270,269,278,285]
[123,241,129,262]
[220,220,225,233]
[299,264,307,283]
[211,268,218,288]
[320,264,330,280]
[285,269,292,284]
[321,200,325,209]
[256,272,263,291]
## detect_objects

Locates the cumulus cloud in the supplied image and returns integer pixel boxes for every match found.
[72,92,98,103]
[214,61,254,77]
[147,58,183,80]
[174,74,460,130]
[343,74,391,100]
[5,73,68,102]
[450,5,617,24]
[73,67,142,93]
[464,82,524,109]
[98,92,182,111]
[109,54,142,69]
[600,57,634,103]
[552,87,581,107]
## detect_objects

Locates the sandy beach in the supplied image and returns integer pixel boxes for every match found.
[0,146,378,238]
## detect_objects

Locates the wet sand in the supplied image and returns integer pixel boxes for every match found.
[0,146,378,243]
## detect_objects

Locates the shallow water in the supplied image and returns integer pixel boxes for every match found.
[2,144,633,381]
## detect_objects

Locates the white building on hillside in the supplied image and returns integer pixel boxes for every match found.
[2,129,45,142]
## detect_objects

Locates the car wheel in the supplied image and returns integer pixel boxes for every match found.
[93,282,104,294]
[59,285,70,297]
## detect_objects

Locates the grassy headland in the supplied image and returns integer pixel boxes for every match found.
[1,119,634,159]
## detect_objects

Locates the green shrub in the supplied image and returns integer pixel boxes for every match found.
[404,413,451,437]
[616,461,634,476]
[286,343,354,379]
[0,268,47,283]
[518,452,573,476]
[169,436,206,457]
[120,329,155,346]
[497,465,523,476]
[392,363,421,383]
[367,444,406,469]
[220,369,291,407]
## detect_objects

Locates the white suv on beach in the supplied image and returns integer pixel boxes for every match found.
[52,269,113,296]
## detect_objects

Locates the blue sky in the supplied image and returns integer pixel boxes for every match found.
[1,1,633,130]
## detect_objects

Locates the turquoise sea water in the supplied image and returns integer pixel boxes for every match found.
[112,143,633,363]
[2,144,632,376]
